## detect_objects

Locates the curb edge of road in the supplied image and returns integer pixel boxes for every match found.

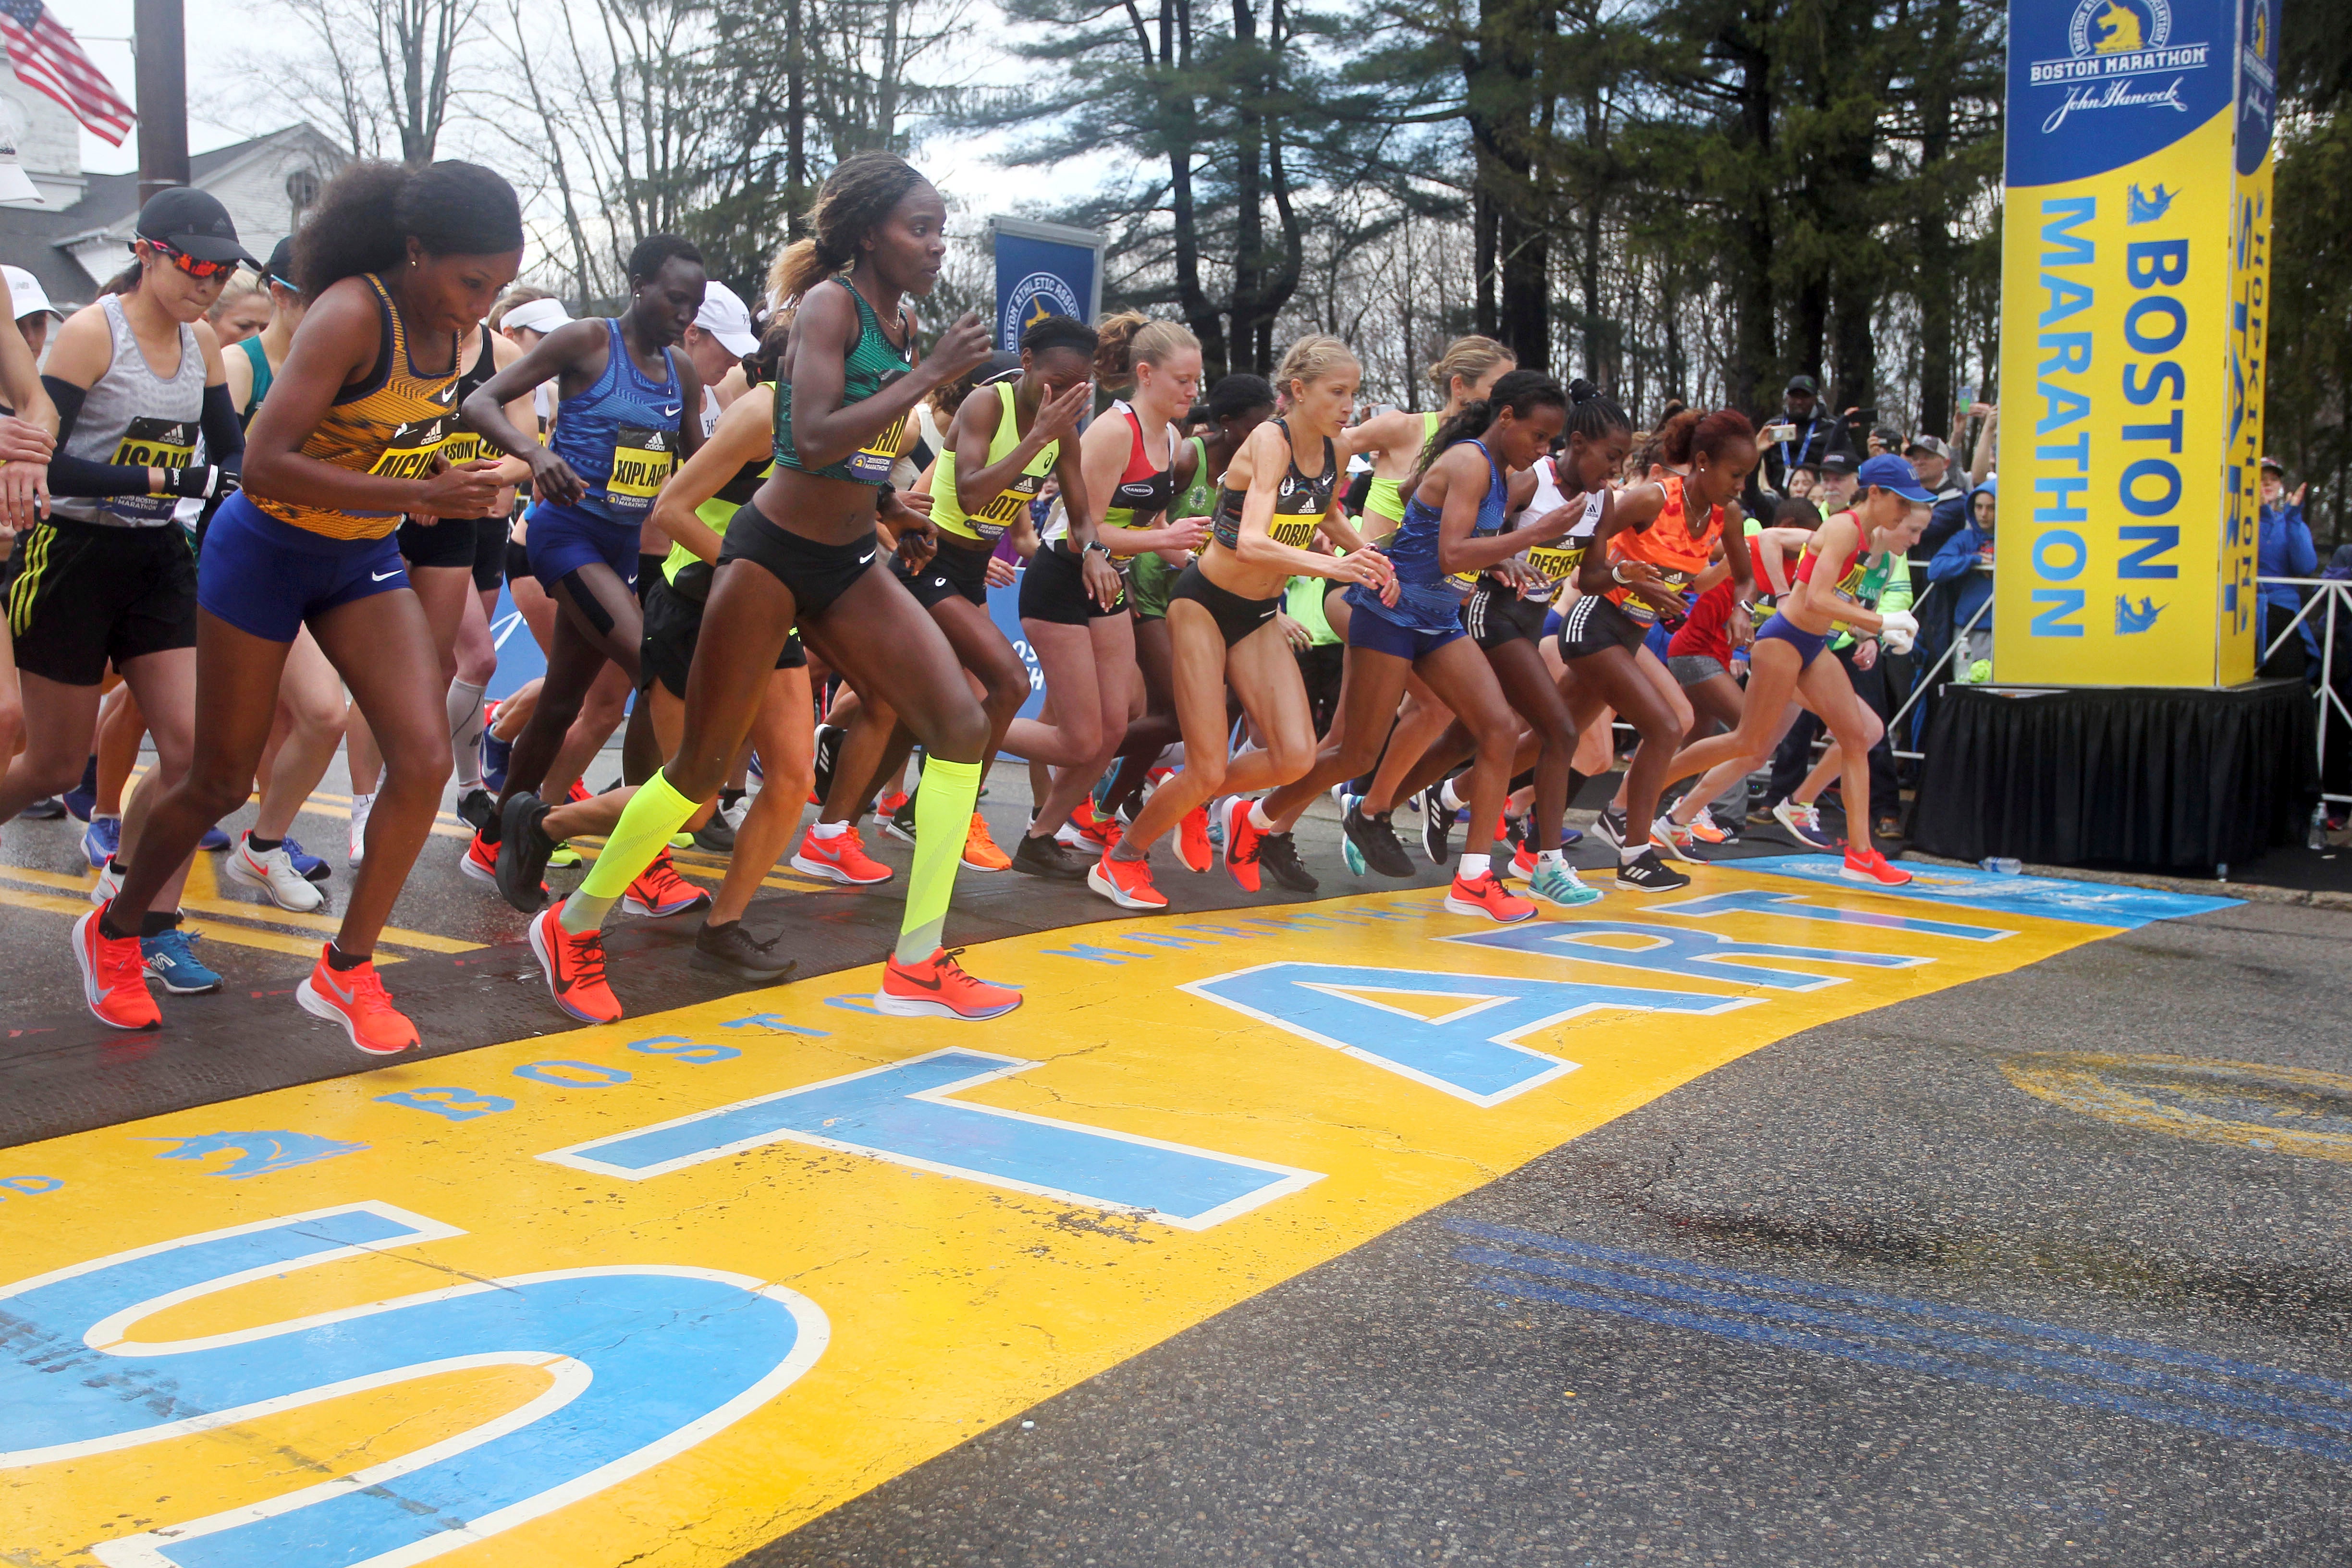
[1901,850,2352,912]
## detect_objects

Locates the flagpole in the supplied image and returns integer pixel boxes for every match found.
[132,0,186,200]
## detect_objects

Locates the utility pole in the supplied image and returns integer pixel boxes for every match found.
[132,0,188,201]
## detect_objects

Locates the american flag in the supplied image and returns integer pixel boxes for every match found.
[0,0,133,147]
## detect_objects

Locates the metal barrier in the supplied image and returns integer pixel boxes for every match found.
[2253,575,2350,810]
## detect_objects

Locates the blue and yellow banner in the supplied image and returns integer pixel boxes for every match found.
[1996,0,2279,687]
[992,217,1104,355]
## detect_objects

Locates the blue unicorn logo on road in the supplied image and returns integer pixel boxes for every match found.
[141,1130,369,1179]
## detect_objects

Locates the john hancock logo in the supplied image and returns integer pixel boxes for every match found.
[2031,0,2210,134]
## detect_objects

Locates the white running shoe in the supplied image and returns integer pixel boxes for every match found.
[225,832,326,912]
[348,791,375,866]
[88,857,122,907]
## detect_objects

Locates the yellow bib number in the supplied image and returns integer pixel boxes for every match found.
[370,414,457,481]
[107,416,199,520]
[1524,542,1584,583]
[972,475,1043,540]
[604,426,674,516]
[1269,513,1318,548]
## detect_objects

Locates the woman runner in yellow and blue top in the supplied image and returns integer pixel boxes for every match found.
[515,150,1015,1025]
[75,160,524,1052]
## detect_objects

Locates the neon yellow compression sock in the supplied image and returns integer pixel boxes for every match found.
[561,769,700,934]
[896,755,979,963]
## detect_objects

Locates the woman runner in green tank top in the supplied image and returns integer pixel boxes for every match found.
[521,150,1024,1026]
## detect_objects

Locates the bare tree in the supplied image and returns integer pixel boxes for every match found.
[247,0,483,161]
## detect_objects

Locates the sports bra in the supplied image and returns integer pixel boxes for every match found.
[254,273,462,542]
[772,279,912,489]
[543,318,683,522]
[1513,485,1606,606]
[1796,512,1897,633]
[1607,473,1721,625]
[1209,420,1335,552]
[1352,437,1504,634]
[932,379,1056,543]
[1099,400,1177,531]
[1359,410,1440,528]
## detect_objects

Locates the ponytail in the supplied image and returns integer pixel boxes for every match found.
[769,150,930,306]
[1415,368,1567,480]
[1095,310,1199,391]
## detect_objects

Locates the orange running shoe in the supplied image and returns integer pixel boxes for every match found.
[1511,841,1538,879]
[1176,802,1213,873]
[1220,796,1265,893]
[876,789,910,817]
[460,828,500,883]
[962,813,1012,871]
[297,945,420,1054]
[791,825,894,884]
[1089,849,1168,910]
[73,905,159,1029]
[877,946,1023,1020]
[1444,869,1538,923]
[623,849,712,918]
[528,904,623,1023]
[1064,799,1122,851]
[1839,845,1914,886]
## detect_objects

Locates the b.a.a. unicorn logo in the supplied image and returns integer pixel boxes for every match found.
[2116,594,2166,635]
[2069,0,2170,57]
[141,1129,369,1178]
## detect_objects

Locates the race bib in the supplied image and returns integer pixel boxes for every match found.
[1523,541,1585,582]
[971,475,1044,540]
[604,427,675,516]
[440,430,487,466]
[106,416,197,520]
[370,414,458,481]
[1268,512,1318,548]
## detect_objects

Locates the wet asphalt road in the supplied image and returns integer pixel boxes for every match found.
[739,900,2352,1567]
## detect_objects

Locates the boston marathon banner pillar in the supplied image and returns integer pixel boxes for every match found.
[991,216,1106,353]
[1996,0,2279,687]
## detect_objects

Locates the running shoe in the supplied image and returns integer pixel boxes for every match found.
[1873,814,1906,844]
[720,793,751,833]
[667,829,696,850]
[1614,847,1692,892]
[460,827,500,883]
[348,792,374,866]
[1220,796,1265,893]
[1771,797,1837,849]
[1175,802,1213,873]
[142,926,221,994]
[226,832,325,913]
[1840,845,1914,886]
[16,795,64,820]
[1419,784,1454,865]
[1011,831,1090,881]
[198,824,231,852]
[455,786,497,832]
[88,857,122,908]
[1681,804,1738,845]
[691,919,799,983]
[1511,840,1538,879]
[1064,799,1122,852]
[622,851,711,918]
[1529,860,1603,907]
[692,812,737,854]
[1329,783,1358,814]
[1259,831,1319,894]
[282,835,332,882]
[1089,850,1168,910]
[812,723,844,804]
[877,946,1023,1020]
[73,906,158,1029]
[882,792,919,845]
[527,905,622,1024]
[1343,802,1415,879]
[1444,869,1537,923]
[80,814,120,870]
[1650,816,1705,865]
[496,793,558,913]
[875,788,910,818]
[61,757,97,822]
[791,825,894,884]
[546,842,581,869]
[1592,802,1629,850]
[297,946,420,1054]
[480,730,512,795]
[963,813,1012,871]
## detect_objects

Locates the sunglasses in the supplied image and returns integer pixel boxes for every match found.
[137,239,236,281]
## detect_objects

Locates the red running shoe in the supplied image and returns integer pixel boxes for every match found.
[460,828,500,883]
[528,904,623,1023]
[1176,801,1213,873]
[1220,796,1265,893]
[877,947,1023,1020]
[297,945,420,1054]
[73,905,159,1029]
[791,825,894,884]
[876,789,910,817]
[1089,850,1168,910]
[1065,799,1122,851]
[1444,869,1538,923]
[623,849,712,917]
[1839,845,1914,886]
[1511,841,1538,879]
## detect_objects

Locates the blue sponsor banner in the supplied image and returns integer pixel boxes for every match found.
[994,220,1103,354]
[1733,855,2239,928]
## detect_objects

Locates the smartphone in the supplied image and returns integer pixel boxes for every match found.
[1760,422,1798,444]
[1958,383,1976,406]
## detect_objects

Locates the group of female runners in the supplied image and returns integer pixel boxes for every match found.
[6,149,1932,1052]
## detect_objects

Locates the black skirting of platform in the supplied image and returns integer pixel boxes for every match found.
[1911,679,2317,872]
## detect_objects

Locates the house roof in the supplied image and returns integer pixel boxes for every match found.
[0,125,340,310]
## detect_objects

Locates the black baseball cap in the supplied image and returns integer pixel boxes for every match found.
[1818,450,1859,475]
[262,236,298,292]
[135,187,259,268]
[1785,374,1820,395]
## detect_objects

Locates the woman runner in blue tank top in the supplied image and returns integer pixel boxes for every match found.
[1254,370,1586,925]
[460,235,709,911]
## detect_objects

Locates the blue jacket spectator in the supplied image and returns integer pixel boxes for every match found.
[1927,477,1997,643]
[2257,467,2317,669]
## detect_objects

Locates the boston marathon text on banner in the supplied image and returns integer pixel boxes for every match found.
[991,216,1107,355]
[1996,0,2279,687]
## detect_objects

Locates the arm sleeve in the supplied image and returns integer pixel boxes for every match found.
[200,380,243,478]
[39,374,154,498]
